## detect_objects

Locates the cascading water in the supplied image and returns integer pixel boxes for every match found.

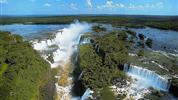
[80,88,93,100]
[32,21,92,100]
[124,64,170,91]
[33,21,91,68]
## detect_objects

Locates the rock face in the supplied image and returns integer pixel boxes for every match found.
[169,78,178,97]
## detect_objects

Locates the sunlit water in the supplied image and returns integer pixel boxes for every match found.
[1,24,177,99]
[130,27,178,53]
[0,24,68,40]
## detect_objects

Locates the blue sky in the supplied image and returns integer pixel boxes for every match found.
[0,0,178,15]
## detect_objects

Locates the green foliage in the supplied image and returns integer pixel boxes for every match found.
[0,31,52,100]
[78,31,129,90]
[142,88,165,100]
[125,30,136,37]
[138,34,145,40]
[92,25,106,33]
[1,16,178,31]
[146,38,153,48]
[138,49,144,57]
[100,87,116,100]
[0,63,8,78]
[48,44,59,49]
[79,45,110,89]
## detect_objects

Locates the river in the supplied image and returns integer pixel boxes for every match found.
[1,23,178,99]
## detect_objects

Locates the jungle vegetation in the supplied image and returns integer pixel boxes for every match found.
[1,15,178,31]
[76,31,132,99]
[0,31,53,100]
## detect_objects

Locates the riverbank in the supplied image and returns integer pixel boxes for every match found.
[1,15,178,31]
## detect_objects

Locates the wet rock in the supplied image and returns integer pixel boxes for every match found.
[169,78,178,97]
[112,77,127,88]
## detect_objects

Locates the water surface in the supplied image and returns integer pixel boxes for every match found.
[0,24,68,40]
[130,27,178,53]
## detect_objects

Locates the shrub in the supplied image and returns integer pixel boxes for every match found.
[125,30,136,37]
[92,25,106,33]
[138,34,145,40]
[146,38,153,48]
[138,49,144,56]
[100,87,116,100]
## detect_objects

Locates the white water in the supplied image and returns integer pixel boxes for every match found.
[124,64,170,91]
[72,88,93,100]
[32,21,92,100]
[81,88,93,100]
[33,21,91,68]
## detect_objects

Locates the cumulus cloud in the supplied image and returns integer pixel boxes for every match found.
[44,3,51,7]
[97,0,125,9]
[70,3,78,10]
[86,0,92,8]
[128,2,163,9]
[0,0,8,4]
[97,0,163,10]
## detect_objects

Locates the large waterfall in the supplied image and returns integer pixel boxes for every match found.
[33,21,91,68]
[124,64,170,91]
[32,21,92,100]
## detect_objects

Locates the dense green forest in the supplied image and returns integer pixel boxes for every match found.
[1,15,178,31]
[0,31,54,100]
[76,30,132,99]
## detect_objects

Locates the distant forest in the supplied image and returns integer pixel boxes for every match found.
[1,15,178,31]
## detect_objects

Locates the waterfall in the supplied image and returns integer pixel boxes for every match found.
[80,37,91,45]
[32,21,91,68]
[94,44,99,53]
[78,71,84,80]
[72,88,93,100]
[81,88,93,100]
[32,21,92,100]
[124,64,170,91]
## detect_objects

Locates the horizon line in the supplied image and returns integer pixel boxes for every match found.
[1,14,178,17]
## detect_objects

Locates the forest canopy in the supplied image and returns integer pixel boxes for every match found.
[0,31,52,100]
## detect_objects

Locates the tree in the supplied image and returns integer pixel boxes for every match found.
[92,25,106,33]
[0,31,52,100]
[146,38,153,48]
[138,49,144,57]
[100,87,116,100]
[138,33,145,40]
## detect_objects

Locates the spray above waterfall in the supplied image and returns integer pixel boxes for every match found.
[33,20,92,68]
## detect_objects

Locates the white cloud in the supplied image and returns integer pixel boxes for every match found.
[44,3,51,7]
[86,0,92,8]
[70,3,78,10]
[128,4,144,9]
[105,0,115,8]
[0,0,8,4]
[128,2,163,9]
[97,0,125,9]
[97,0,163,10]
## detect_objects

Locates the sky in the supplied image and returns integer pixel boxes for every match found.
[0,0,178,16]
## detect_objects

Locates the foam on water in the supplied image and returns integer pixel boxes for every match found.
[32,21,92,100]
[124,64,170,91]
[32,21,91,68]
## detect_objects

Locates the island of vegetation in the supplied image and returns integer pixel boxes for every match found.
[0,31,54,100]
[73,25,178,99]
